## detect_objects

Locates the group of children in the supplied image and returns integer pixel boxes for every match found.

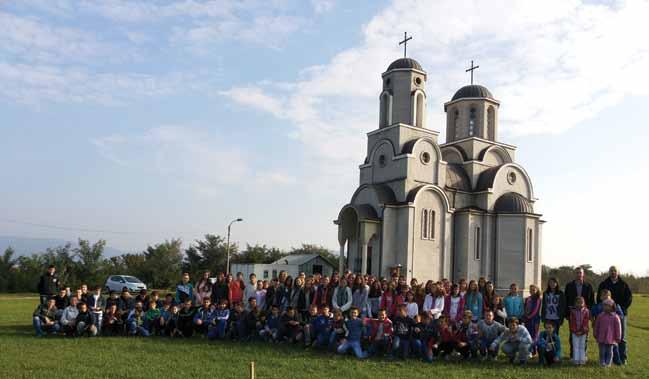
[31,270,625,368]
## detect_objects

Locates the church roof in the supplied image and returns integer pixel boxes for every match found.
[445,164,472,191]
[387,57,423,71]
[451,84,494,101]
[475,166,500,191]
[494,192,534,214]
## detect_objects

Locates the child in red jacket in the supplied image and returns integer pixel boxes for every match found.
[568,296,590,365]
[367,308,393,357]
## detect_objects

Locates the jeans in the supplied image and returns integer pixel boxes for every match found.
[33,317,60,336]
[480,337,499,358]
[392,336,410,358]
[571,334,587,363]
[128,321,150,336]
[208,320,228,340]
[92,313,103,335]
[313,331,328,347]
[599,343,614,366]
[337,340,367,359]
[502,342,531,362]
[613,315,627,364]
[76,321,97,337]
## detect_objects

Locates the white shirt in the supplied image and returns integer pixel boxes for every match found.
[423,294,445,319]
[449,296,461,320]
[406,302,419,318]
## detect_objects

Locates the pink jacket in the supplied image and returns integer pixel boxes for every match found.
[593,312,621,345]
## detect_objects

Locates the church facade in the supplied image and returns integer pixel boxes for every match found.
[335,57,544,292]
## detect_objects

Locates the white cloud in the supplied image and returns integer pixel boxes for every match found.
[219,86,286,119]
[310,0,335,14]
[91,126,250,197]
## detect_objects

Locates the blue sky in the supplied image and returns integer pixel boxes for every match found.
[1,0,648,275]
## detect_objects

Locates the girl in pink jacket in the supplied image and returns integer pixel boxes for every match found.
[593,299,622,367]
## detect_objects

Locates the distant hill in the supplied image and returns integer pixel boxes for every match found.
[0,236,124,257]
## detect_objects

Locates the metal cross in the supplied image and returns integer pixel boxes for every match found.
[465,60,479,85]
[399,32,412,58]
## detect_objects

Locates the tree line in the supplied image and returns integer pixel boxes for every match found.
[0,235,337,293]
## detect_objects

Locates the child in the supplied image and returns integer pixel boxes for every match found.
[177,299,196,337]
[193,297,214,336]
[455,310,479,360]
[158,303,171,335]
[228,302,244,340]
[392,304,415,359]
[569,296,590,365]
[32,297,60,337]
[523,284,542,354]
[329,309,346,350]
[464,281,483,322]
[490,317,533,365]
[379,282,397,318]
[421,313,440,362]
[410,313,426,359]
[127,302,149,336]
[165,304,181,337]
[537,321,561,366]
[423,284,445,320]
[243,297,262,341]
[176,272,194,304]
[477,310,506,360]
[144,300,162,335]
[208,300,230,340]
[593,299,622,367]
[504,283,524,321]
[493,296,508,325]
[435,315,458,360]
[443,284,465,325]
[59,296,80,335]
[302,304,320,346]
[75,302,97,337]
[312,305,332,348]
[279,306,303,343]
[103,304,123,336]
[367,308,394,358]
[541,277,566,334]
[337,307,368,359]
[405,291,419,318]
[259,305,280,342]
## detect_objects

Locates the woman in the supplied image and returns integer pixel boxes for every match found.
[194,271,212,305]
[351,275,370,317]
[368,280,382,318]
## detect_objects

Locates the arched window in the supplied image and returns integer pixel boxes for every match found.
[487,106,495,140]
[469,107,476,137]
[454,109,460,139]
[379,92,392,128]
[415,93,424,128]
[527,228,534,262]
[422,209,429,239]
[474,226,481,260]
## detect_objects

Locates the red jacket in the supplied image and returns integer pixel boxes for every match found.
[228,281,243,306]
[437,326,456,344]
[379,291,404,317]
[443,295,465,323]
[366,318,393,342]
[569,307,590,335]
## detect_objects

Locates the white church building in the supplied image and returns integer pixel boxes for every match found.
[335,57,544,292]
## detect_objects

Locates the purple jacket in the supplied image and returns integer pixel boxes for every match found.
[593,312,621,345]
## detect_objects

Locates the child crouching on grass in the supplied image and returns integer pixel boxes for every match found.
[337,307,368,359]
[594,299,622,367]
[536,321,561,366]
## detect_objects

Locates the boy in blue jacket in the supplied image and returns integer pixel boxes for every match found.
[208,299,230,340]
[260,305,280,342]
[193,297,214,336]
[312,305,332,348]
[337,307,368,359]
[537,321,562,366]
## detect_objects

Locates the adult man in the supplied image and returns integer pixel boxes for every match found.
[597,266,632,364]
[37,265,59,305]
[32,297,60,337]
[564,266,595,358]
[211,272,228,306]
[86,286,105,335]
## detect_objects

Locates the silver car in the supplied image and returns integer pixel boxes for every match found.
[104,275,147,293]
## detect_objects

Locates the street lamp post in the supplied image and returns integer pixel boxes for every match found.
[225,218,243,275]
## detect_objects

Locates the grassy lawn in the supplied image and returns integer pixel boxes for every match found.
[1,294,648,378]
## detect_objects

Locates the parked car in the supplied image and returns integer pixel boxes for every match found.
[104,275,147,293]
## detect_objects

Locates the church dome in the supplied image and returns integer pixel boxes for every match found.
[445,164,471,191]
[451,84,493,101]
[387,57,423,71]
[494,192,533,214]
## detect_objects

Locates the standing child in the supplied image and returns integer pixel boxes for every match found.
[541,277,566,334]
[504,283,524,321]
[337,307,368,359]
[443,284,465,326]
[537,321,562,366]
[569,296,590,365]
[593,299,622,367]
[523,284,542,354]
[464,281,483,322]
[405,291,419,318]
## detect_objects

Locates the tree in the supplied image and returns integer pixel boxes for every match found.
[183,234,237,276]
[232,244,286,264]
[0,247,16,292]
[142,239,183,289]
[74,239,106,287]
[288,244,338,268]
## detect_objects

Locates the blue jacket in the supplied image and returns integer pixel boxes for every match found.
[465,292,483,320]
[313,315,332,335]
[345,318,363,342]
[193,306,214,324]
[504,295,524,319]
[176,283,194,304]
[266,314,280,330]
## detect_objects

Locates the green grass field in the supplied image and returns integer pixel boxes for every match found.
[1,294,647,379]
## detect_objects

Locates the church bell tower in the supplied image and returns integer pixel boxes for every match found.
[379,57,428,129]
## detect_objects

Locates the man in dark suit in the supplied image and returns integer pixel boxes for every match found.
[564,266,595,358]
